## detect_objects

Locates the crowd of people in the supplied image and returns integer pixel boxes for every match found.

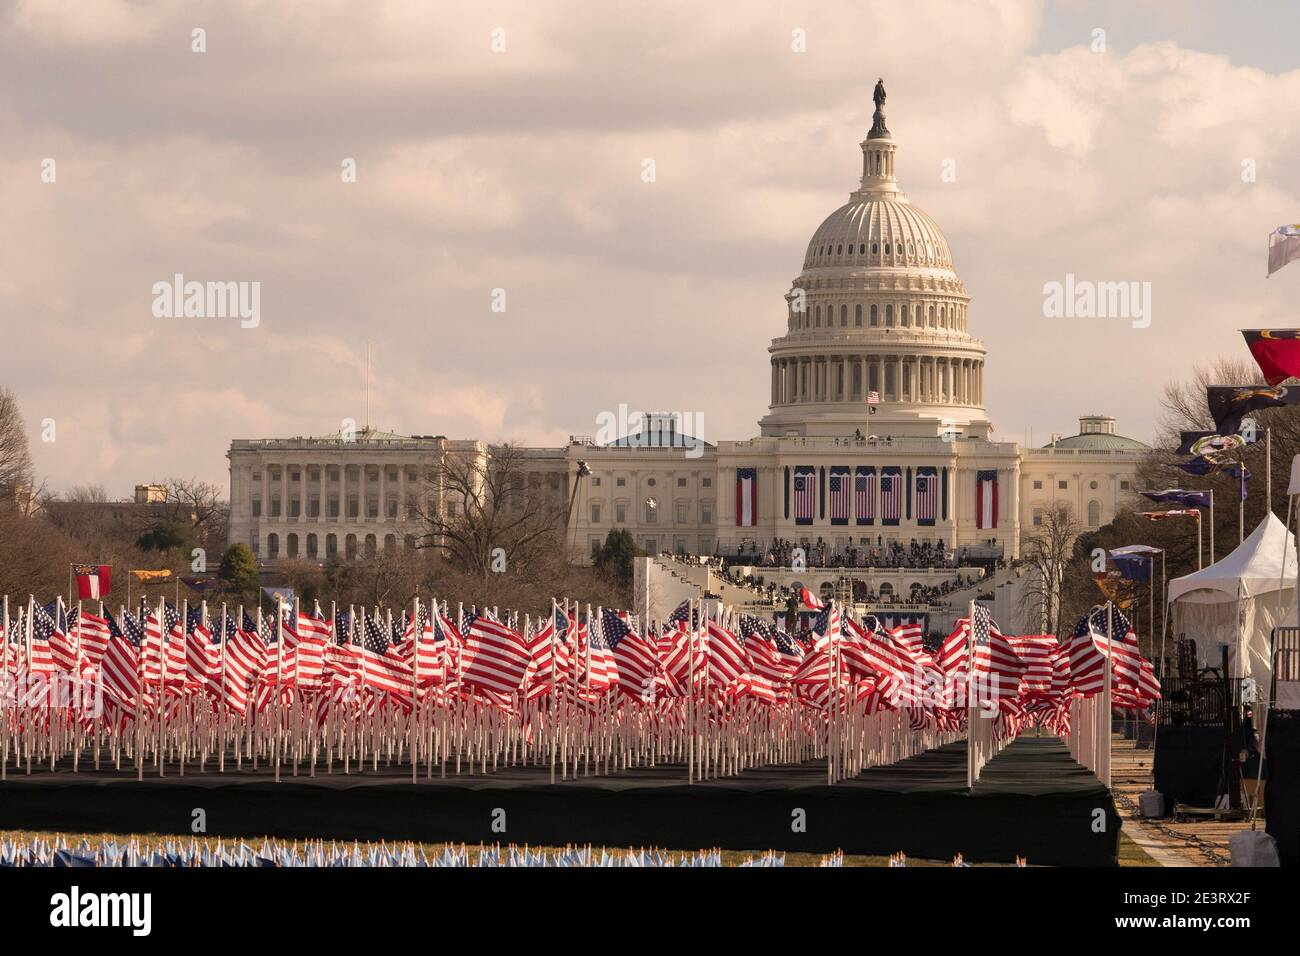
[658,541,1020,613]
[713,537,974,571]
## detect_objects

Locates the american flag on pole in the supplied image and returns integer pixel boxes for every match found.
[968,606,1023,705]
[867,390,880,405]
[736,467,757,527]
[600,609,658,700]
[855,467,875,524]
[880,468,902,525]
[793,467,815,525]
[461,615,530,696]
[828,467,850,525]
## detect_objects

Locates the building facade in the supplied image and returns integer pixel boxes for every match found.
[228,100,1146,566]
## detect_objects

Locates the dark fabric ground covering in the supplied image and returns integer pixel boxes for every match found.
[0,737,1118,865]
[1266,714,1300,867]
[1153,725,1227,807]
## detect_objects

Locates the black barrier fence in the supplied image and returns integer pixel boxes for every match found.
[1155,676,1244,728]
[1266,712,1300,867]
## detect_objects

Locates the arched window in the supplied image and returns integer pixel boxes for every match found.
[859,243,865,254]
[384,534,396,554]
[267,533,279,558]
[836,244,843,255]
[345,534,357,559]
[872,242,879,255]
[900,304,909,326]
[326,533,337,556]
[306,533,317,559]
[815,305,821,327]
[855,304,862,326]
[1087,500,1101,528]
[870,304,878,327]
[885,304,894,327]
[364,534,377,558]
[840,304,848,326]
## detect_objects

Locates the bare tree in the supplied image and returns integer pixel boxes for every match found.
[126,477,228,549]
[1146,357,1300,548]
[65,483,110,503]
[413,443,566,580]
[1017,502,1079,636]
[0,387,34,511]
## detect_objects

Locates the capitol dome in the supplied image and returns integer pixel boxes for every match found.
[802,199,955,275]
[759,85,990,440]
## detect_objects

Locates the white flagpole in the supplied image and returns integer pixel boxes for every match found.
[411,595,420,783]
[275,597,283,783]
[966,598,976,790]
[1209,489,1216,564]
[157,595,166,777]
[550,597,558,784]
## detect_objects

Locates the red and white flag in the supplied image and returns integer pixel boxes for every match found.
[74,564,112,600]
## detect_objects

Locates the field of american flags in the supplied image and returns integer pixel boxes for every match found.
[0,589,1158,864]
[0,830,1159,867]
[0,592,1158,783]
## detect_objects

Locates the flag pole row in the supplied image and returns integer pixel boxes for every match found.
[0,593,1154,785]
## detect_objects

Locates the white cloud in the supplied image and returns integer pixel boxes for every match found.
[4,0,1300,496]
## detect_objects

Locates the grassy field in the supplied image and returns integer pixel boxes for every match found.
[0,828,1160,867]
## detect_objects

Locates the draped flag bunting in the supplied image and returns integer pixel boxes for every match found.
[975,470,998,529]
[735,467,757,527]
[828,466,851,525]
[915,467,938,526]
[880,467,902,525]
[793,467,815,525]
[854,466,875,525]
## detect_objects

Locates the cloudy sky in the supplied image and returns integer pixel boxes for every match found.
[4,0,1300,498]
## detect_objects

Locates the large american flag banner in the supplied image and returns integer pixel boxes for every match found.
[855,466,875,524]
[793,467,815,525]
[735,467,757,527]
[976,469,999,529]
[828,467,851,525]
[880,467,902,525]
[915,467,938,526]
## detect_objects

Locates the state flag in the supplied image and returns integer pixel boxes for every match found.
[1242,329,1300,386]
[73,564,112,600]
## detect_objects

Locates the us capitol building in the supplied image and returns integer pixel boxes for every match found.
[227,87,1147,597]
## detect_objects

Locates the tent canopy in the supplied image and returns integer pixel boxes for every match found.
[1168,512,1296,604]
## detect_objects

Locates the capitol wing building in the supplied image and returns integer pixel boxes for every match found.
[227,94,1148,610]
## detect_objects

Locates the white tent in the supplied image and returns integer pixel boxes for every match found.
[1168,513,1296,682]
